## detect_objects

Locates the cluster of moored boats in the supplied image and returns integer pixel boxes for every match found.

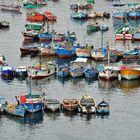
[0,0,140,118]
[0,94,110,117]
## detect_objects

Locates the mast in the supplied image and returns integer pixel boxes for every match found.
[101,27,104,53]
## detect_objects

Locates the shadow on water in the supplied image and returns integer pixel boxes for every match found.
[4,111,44,125]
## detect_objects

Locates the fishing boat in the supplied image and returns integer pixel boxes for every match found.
[25,22,45,30]
[15,66,27,77]
[44,11,57,22]
[27,58,57,80]
[115,25,133,40]
[0,96,4,113]
[39,44,56,56]
[76,47,91,58]
[98,51,119,80]
[127,4,140,19]
[112,0,125,7]
[87,22,100,32]
[71,10,87,20]
[43,98,61,112]
[38,32,53,41]
[0,20,10,29]
[79,94,96,113]
[26,11,45,22]
[133,27,140,41]
[84,67,98,78]
[1,66,15,76]
[120,65,140,80]
[2,103,26,117]
[61,99,79,112]
[54,32,66,42]
[0,4,21,13]
[113,10,126,19]
[70,58,87,78]
[22,29,40,40]
[57,65,70,78]
[20,46,39,55]
[96,100,110,114]
[55,43,76,58]
[66,31,77,42]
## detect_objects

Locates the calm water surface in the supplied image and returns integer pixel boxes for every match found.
[0,0,140,140]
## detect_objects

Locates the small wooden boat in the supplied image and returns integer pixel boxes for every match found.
[27,61,57,80]
[57,65,70,78]
[79,94,96,113]
[120,65,140,80]
[54,32,66,42]
[115,25,133,40]
[15,66,27,77]
[66,31,77,42]
[71,10,87,20]
[112,0,125,7]
[2,103,26,117]
[26,12,45,22]
[16,94,44,113]
[70,58,87,78]
[25,22,45,30]
[76,47,91,58]
[96,100,110,114]
[38,32,53,41]
[43,99,61,112]
[0,4,21,13]
[0,20,10,29]
[84,67,98,78]
[44,11,57,22]
[20,46,39,55]
[55,44,76,58]
[133,28,140,41]
[22,29,40,40]
[1,66,15,76]
[87,22,100,32]
[61,99,79,112]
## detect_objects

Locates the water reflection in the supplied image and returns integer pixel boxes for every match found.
[85,77,98,85]
[27,75,56,86]
[1,75,14,82]
[63,111,78,121]
[96,113,110,119]
[98,78,119,90]
[79,113,96,121]
[45,111,61,121]
[4,111,44,125]
[120,79,140,91]
[57,76,70,85]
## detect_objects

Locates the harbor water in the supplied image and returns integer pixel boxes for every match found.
[0,0,140,140]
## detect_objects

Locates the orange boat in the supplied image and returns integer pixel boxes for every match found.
[44,11,57,22]
[120,65,140,80]
[26,12,45,22]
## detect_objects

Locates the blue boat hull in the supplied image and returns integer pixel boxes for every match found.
[21,103,44,113]
[96,109,109,114]
[2,70,14,76]
[133,32,140,40]
[56,47,75,58]
[127,11,140,19]
[113,11,126,19]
